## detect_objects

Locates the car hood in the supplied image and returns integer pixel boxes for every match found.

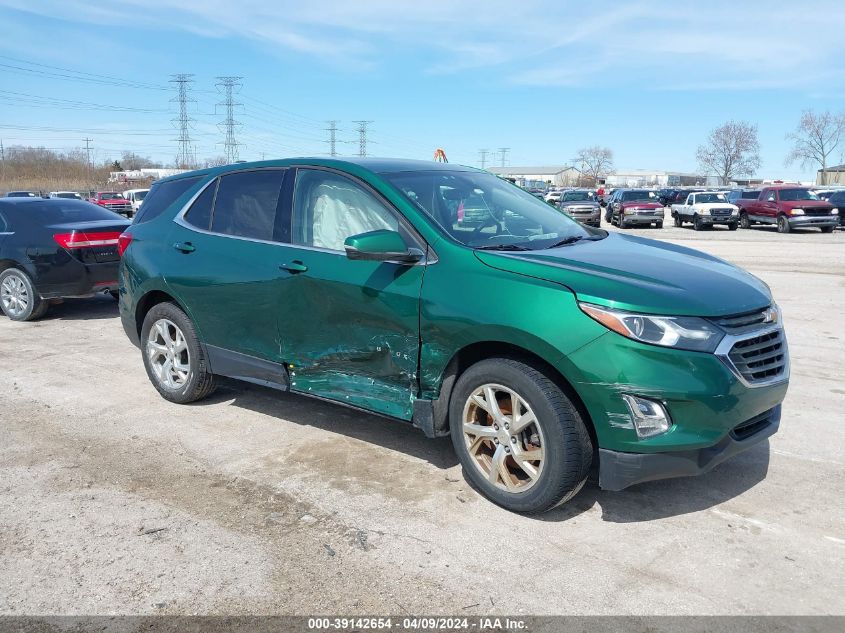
[781,200,833,210]
[474,232,771,317]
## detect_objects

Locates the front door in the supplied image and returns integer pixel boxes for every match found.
[275,167,426,420]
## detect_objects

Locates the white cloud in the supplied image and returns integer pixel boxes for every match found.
[3,0,844,88]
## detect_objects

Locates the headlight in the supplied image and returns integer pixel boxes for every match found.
[832,208,839,215]
[579,303,724,353]
[731,209,739,215]
[698,208,710,215]
[790,208,804,215]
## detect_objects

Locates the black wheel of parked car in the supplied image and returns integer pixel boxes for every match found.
[693,215,704,231]
[777,215,790,234]
[820,226,834,233]
[655,222,663,229]
[0,268,48,322]
[740,212,752,229]
[673,214,682,227]
[728,223,738,231]
[449,357,593,514]
[141,302,216,404]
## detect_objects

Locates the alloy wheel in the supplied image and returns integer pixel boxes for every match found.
[461,384,545,493]
[146,318,191,389]
[0,274,29,318]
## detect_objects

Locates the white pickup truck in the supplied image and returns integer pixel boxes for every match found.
[671,191,740,231]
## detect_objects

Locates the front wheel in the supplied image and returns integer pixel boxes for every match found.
[820,226,834,233]
[141,302,216,404]
[728,222,738,231]
[449,358,593,513]
[740,212,751,229]
[777,215,790,234]
[693,215,704,231]
[0,268,48,321]
[655,221,663,229]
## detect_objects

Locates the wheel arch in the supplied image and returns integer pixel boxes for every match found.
[134,289,190,339]
[418,340,597,449]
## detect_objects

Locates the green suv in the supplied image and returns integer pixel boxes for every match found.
[118,159,789,513]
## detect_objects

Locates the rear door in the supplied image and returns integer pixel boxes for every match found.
[163,168,291,364]
[273,167,426,420]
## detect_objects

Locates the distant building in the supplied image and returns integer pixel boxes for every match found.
[817,165,845,185]
[605,169,713,187]
[109,168,190,184]
[487,165,580,188]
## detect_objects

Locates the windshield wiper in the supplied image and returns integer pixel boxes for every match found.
[546,235,603,249]
[474,243,532,251]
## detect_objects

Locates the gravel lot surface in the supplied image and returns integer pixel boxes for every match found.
[1,224,843,615]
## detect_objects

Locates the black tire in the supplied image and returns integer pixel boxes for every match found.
[140,302,216,404]
[109,290,120,301]
[655,222,663,229]
[693,215,703,231]
[449,358,593,514]
[619,217,628,229]
[820,226,834,233]
[728,222,738,231]
[777,215,790,234]
[673,214,682,227]
[0,268,49,321]
[740,212,751,229]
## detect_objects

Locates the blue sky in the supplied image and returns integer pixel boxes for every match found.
[1,0,844,180]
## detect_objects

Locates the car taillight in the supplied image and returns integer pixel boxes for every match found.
[117,232,133,257]
[53,232,123,249]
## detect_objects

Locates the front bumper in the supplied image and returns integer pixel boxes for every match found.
[694,214,738,225]
[788,215,838,228]
[621,213,662,224]
[599,405,780,490]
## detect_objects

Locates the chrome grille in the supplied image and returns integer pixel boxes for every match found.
[727,329,787,384]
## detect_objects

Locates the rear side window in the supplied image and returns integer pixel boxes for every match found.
[742,190,761,199]
[133,176,203,225]
[210,170,285,241]
[183,180,218,230]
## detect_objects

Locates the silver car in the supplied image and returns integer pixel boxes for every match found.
[558,190,601,227]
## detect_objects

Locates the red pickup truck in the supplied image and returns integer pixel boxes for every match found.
[737,186,838,233]
[88,192,134,218]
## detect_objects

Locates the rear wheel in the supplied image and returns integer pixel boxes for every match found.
[777,215,790,234]
[740,212,751,229]
[820,226,834,233]
[141,302,216,404]
[449,358,593,513]
[0,269,48,321]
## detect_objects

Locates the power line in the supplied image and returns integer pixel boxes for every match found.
[216,76,243,164]
[498,147,510,167]
[170,74,196,168]
[83,138,93,188]
[479,149,489,169]
[325,120,339,157]
[353,120,373,158]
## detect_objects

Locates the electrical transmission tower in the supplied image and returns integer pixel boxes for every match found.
[325,120,339,157]
[170,74,195,168]
[479,149,489,169]
[353,120,373,157]
[498,147,510,167]
[216,76,243,164]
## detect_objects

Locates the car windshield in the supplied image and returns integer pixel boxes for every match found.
[696,193,727,203]
[100,193,124,200]
[562,191,594,202]
[778,188,819,201]
[384,169,602,249]
[56,192,80,199]
[135,190,148,200]
[621,190,655,202]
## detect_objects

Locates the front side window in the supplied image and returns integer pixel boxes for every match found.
[384,169,597,250]
[210,170,285,241]
[292,169,399,251]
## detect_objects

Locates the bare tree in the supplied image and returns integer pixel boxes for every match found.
[696,121,760,185]
[575,146,613,186]
[785,110,845,185]
[201,156,229,168]
[121,151,159,170]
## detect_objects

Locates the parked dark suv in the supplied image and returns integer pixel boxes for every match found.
[606,189,665,228]
[118,158,789,513]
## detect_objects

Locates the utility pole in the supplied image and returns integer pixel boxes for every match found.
[498,147,510,167]
[325,120,339,157]
[0,139,5,190]
[479,149,489,169]
[83,138,93,190]
[353,120,373,158]
[169,73,195,168]
[216,76,243,164]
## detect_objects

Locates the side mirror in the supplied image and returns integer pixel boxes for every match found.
[344,230,423,264]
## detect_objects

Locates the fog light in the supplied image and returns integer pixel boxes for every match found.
[621,394,672,439]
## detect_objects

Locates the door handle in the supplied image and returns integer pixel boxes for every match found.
[173,241,195,253]
[279,261,308,274]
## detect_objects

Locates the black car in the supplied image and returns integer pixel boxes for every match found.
[826,190,845,227]
[4,191,38,198]
[0,198,130,321]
